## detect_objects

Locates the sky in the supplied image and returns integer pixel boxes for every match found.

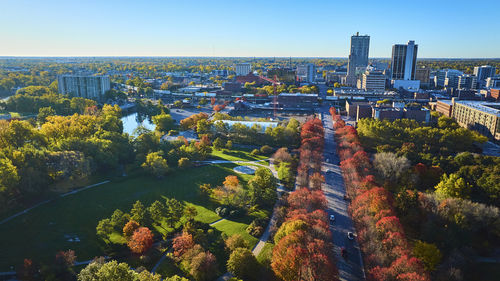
[0,0,499,58]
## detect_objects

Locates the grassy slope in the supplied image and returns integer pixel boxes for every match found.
[0,162,259,270]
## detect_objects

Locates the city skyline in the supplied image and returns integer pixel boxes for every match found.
[1,0,499,58]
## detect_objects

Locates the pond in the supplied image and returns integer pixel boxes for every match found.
[121,112,155,136]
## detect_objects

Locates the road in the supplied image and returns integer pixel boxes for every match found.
[320,106,365,281]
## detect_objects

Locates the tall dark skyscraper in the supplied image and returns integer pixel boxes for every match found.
[391,40,418,80]
[346,32,370,86]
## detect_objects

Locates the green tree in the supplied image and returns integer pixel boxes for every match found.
[152,111,174,133]
[212,137,225,150]
[227,248,259,281]
[37,106,56,124]
[142,151,169,178]
[413,241,442,271]
[225,140,233,150]
[96,219,113,240]
[248,167,277,207]
[435,173,472,199]
[130,201,148,225]
[178,157,191,169]
[148,200,167,228]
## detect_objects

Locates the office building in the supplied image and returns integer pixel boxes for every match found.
[474,65,496,88]
[235,63,251,76]
[486,77,500,88]
[296,64,316,83]
[391,40,420,90]
[452,99,500,141]
[458,74,478,90]
[277,93,318,108]
[360,70,386,91]
[415,67,431,86]
[58,75,110,99]
[346,32,370,86]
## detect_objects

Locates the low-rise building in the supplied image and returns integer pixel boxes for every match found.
[452,99,500,141]
[277,93,318,109]
[436,100,453,117]
[491,88,500,101]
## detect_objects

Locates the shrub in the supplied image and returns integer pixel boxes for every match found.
[168,130,179,136]
[250,149,260,156]
[260,145,273,155]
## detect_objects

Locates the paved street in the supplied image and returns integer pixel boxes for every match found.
[320,107,365,281]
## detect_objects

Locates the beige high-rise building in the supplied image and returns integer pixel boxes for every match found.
[360,70,385,91]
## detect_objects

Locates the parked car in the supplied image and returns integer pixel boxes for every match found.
[330,214,335,222]
[341,247,348,259]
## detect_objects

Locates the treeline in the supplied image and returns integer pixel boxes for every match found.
[271,117,338,281]
[0,105,132,213]
[2,86,96,115]
[0,70,55,96]
[180,112,301,148]
[332,108,429,281]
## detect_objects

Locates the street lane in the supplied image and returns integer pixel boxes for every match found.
[320,106,365,281]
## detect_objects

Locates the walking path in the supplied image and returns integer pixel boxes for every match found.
[0,180,110,226]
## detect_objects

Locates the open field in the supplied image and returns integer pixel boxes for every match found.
[210,148,269,163]
[0,161,263,271]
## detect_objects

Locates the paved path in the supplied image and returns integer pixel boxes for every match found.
[320,106,365,281]
[0,180,110,226]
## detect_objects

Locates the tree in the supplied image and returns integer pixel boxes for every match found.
[413,241,442,271]
[123,220,140,237]
[225,234,248,252]
[435,173,472,199]
[128,227,154,255]
[373,152,410,184]
[37,106,56,124]
[78,259,162,281]
[225,140,233,150]
[110,209,129,231]
[227,248,259,281]
[152,111,174,133]
[212,137,225,150]
[142,151,169,178]
[172,232,195,258]
[260,145,273,155]
[277,162,294,189]
[96,219,113,240]
[130,201,148,226]
[248,167,277,207]
[148,200,167,227]
[189,251,218,281]
[165,198,185,227]
[178,157,191,169]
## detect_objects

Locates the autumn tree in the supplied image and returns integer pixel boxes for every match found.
[128,227,154,255]
[142,151,169,178]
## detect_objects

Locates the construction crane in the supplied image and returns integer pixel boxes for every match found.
[257,74,280,118]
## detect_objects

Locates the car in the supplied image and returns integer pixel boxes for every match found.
[329,215,335,222]
[347,232,355,240]
[326,158,330,163]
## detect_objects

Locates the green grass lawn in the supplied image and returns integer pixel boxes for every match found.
[211,219,259,248]
[210,149,269,163]
[0,162,257,271]
[256,242,274,266]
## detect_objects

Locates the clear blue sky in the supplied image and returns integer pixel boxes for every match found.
[1,0,499,58]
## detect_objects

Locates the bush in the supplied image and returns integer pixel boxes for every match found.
[250,149,260,156]
[168,130,179,136]
[260,145,273,155]
[246,218,267,237]
[178,157,191,169]
[215,207,229,217]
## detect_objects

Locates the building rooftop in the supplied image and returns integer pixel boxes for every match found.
[279,93,318,97]
[455,100,500,117]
